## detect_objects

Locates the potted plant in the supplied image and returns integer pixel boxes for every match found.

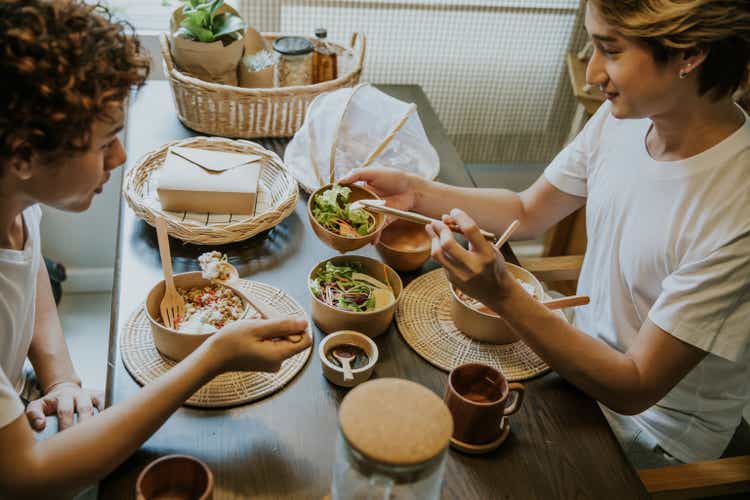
[170,0,246,85]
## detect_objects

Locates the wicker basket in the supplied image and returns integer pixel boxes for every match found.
[124,136,298,245]
[160,32,366,139]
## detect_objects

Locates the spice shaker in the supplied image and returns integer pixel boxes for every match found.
[272,36,314,87]
[312,28,338,83]
[332,378,453,499]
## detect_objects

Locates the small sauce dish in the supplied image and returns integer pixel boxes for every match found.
[319,330,378,388]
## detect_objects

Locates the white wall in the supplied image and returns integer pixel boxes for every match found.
[40,165,123,293]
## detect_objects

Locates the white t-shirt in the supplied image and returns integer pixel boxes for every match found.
[545,101,750,463]
[0,366,23,429]
[0,205,42,394]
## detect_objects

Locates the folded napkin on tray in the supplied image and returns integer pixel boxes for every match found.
[157,146,262,215]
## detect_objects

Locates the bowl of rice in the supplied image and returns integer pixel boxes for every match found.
[449,263,543,344]
[145,271,252,361]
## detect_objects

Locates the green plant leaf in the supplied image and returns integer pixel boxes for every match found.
[212,12,245,39]
[181,16,215,42]
[208,0,224,17]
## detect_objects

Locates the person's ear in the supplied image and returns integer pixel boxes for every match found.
[678,46,709,79]
[6,148,34,181]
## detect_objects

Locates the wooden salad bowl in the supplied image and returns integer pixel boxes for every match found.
[308,255,402,338]
[308,183,386,252]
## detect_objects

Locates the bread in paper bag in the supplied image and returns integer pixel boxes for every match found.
[157,146,262,215]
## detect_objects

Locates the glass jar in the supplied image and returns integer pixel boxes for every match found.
[312,28,338,83]
[332,430,448,499]
[332,379,453,500]
[272,36,314,87]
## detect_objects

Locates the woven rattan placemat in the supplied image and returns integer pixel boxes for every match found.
[121,279,311,408]
[396,269,564,381]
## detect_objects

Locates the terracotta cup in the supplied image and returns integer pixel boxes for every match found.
[136,454,213,500]
[444,363,524,445]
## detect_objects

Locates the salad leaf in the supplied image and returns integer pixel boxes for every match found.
[312,185,376,237]
[309,262,393,313]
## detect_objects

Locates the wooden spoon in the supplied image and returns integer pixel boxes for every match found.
[332,347,355,382]
[542,295,590,310]
[155,218,185,330]
[200,256,304,343]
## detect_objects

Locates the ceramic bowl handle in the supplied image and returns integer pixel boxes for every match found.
[503,383,525,416]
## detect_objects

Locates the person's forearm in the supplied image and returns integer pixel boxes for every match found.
[412,178,536,239]
[11,342,221,496]
[27,264,80,391]
[489,280,649,414]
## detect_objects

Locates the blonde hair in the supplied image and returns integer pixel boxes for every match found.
[589,0,750,98]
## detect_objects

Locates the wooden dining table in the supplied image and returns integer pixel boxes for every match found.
[100,80,648,499]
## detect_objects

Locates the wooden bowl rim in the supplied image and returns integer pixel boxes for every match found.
[145,271,250,334]
[307,183,386,242]
[318,330,379,374]
[135,453,214,500]
[376,219,431,255]
[308,256,403,316]
[448,362,510,406]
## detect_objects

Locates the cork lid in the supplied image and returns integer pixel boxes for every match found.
[339,379,453,466]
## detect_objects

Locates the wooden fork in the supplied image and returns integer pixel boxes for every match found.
[155,217,185,330]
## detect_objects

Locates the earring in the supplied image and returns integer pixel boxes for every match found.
[679,65,691,79]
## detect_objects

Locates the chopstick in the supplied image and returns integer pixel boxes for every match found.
[357,200,497,240]
[493,220,520,250]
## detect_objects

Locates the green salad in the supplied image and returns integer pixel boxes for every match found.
[310,261,394,313]
[312,185,377,237]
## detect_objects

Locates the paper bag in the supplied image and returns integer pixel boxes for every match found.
[238,26,277,88]
[170,6,244,86]
[157,146,263,215]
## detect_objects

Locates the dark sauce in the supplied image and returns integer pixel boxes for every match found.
[325,343,370,369]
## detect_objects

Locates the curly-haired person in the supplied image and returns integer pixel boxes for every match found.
[0,1,310,496]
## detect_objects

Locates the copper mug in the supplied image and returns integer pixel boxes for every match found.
[444,363,525,444]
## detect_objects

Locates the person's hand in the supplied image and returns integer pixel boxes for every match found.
[426,209,512,307]
[206,318,312,374]
[339,167,421,212]
[25,382,104,432]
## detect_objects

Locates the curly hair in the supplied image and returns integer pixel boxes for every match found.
[588,0,750,99]
[0,0,150,169]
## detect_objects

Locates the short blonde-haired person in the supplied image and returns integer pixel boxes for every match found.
[342,0,750,468]
[0,1,310,496]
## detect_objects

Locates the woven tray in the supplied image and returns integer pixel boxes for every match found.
[396,269,566,381]
[120,279,311,408]
[161,32,365,139]
[124,136,298,245]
